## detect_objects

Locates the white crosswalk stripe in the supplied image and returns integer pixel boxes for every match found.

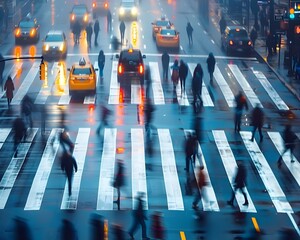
[0,128,11,150]
[108,61,120,104]
[150,62,165,105]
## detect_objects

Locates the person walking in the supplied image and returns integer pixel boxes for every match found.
[90,213,105,240]
[266,32,274,57]
[0,53,5,90]
[12,117,27,157]
[107,10,112,32]
[234,91,248,132]
[161,51,170,81]
[250,26,258,48]
[186,22,193,46]
[144,98,155,134]
[61,150,78,196]
[72,20,81,45]
[185,133,197,173]
[192,63,203,113]
[94,19,100,47]
[250,104,264,142]
[227,162,249,207]
[21,94,33,128]
[119,21,126,44]
[96,104,111,136]
[128,192,149,240]
[113,159,125,210]
[170,59,179,90]
[98,50,105,79]
[59,129,74,154]
[192,166,207,210]
[206,52,216,83]
[86,22,93,48]
[151,211,165,240]
[277,124,297,168]
[179,60,188,94]
[219,15,227,35]
[4,75,14,108]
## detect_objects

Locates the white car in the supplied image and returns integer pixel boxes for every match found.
[42,30,67,60]
[118,0,138,21]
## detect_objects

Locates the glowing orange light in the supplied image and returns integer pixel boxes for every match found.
[15,47,21,60]
[29,46,36,57]
[116,147,125,154]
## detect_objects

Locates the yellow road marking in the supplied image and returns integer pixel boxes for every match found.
[180,231,186,240]
[251,217,260,233]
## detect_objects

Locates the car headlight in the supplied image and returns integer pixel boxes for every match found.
[30,29,36,37]
[119,7,125,15]
[59,43,65,51]
[44,44,49,51]
[15,28,21,37]
[131,7,137,15]
[84,14,88,22]
[71,14,75,21]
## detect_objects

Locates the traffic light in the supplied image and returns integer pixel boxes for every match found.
[39,60,47,80]
[290,8,295,19]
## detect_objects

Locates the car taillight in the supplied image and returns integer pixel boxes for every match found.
[104,3,108,8]
[139,64,144,74]
[92,2,96,8]
[71,14,75,21]
[229,40,234,45]
[118,64,123,74]
[247,40,252,46]
[154,27,159,31]
[15,28,21,37]
[30,29,36,37]
[84,14,88,22]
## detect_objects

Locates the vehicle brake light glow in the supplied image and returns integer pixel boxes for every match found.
[229,40,234,45]
[104,3,108,8]
[71,14,75,21]
[236,28,240,32]
[30,28,36,37]
[139,64,144,74]
[118,64,123,74]
[128,48,133,53]
[92,2,96,8]
[15,28,21,37]
[84,14,88,22]
[248,40,252,46]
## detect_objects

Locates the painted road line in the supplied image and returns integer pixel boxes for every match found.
[188,63,214,107]
[0,63,23,99]
[158,129,184,210]
[168,63,190,106]
[83,95,96,104]
[251,217,261,233]
[61,128,90,210]
[185,130,220,211]
[252,69,289,110]
[228,64,261,108]
[288,212,300,237]
[0,128,38,209]
[11,62,39,105]
[25,128,63,210]
[35,62,59,104]
[131,84,142,104]
[131,128,148,209]
[214,65,235,107]
[0,128,11,150]
[268,132,300,186]
[212,130,256,213]
[240,131,293,213]
[97,128,117,210]
[149,62,165,105]
[180,231,186,240]
[108,61,120,104]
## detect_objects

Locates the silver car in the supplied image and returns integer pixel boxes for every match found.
[42,30,68,60]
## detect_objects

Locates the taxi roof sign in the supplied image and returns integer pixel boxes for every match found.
[79,57,86,66]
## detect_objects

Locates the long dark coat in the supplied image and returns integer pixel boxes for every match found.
[179,61,188,79]
[61,152,78,177]
[206,54,216,74]
[251,106,264,128]
[4,77,14,99]
[234,164,247,188]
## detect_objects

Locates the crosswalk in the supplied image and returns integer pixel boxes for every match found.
[0,59,292,110]
[0,127,299,213]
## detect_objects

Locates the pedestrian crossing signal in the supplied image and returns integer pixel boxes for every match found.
[40,61,47,81]
[290,8,295,19]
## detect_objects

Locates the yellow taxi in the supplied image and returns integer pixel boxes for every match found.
[156,25,180,49]
[68,58,98,95]
[151,16,173,38]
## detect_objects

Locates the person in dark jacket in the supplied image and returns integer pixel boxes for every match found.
[151,211,165,240]
[72,20,81,44]
[98,50,105,79]
[86,22,93,48]
[113,159,125,210]
[59,129,74,154]
[4,75,14,107]
[13,217,32,240]
[250,104,264,142]
[192,63,203,112]
[161,51,170,80]
[94,19,100,46]
[179,60,188,94]
[128,192,149,240]
[185,133,197,172]
[206,52,216,83]
[250,26,258,48]
[227,162,249,206]
[90,213,105,240]
[219,15,227,35]
[61,150,78,196]
[119,21,126,44]
[12,117,26,157]
[266,32,274,57]
[277,124,297,167]
[186,22,193,45]
[112,223,125,240]
[234,91,248,132]
[21,94,33,128]
[59,219,78,240]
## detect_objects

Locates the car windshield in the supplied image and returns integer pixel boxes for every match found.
[72,67,92,75]
[122,2,134,7]
[72,6,87,14]
[45,34,64,42]
[160,29,176,36]
[156,21,169,27]
[19,21,35,28]
[229,30,248,38]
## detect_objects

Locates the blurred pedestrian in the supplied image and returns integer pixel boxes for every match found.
[59,219,78,240]
[185,133,196,173]
[151,211,165,240]
[119,21,126,44]
[277,124,297,168]
[250,104,264,142]
[250,26,258,48]
[107,10,112,32]
[219,15,227,35]
[94,19,100,46]
[98,50,105,79]
[12,117,26,157]
[61,150,78,196]
[192,166,207,210]
[186,22,193,45]
[259,8,267,36]
[4,75,14,108]
[96,104,111,136]
[72,20,81,45]
[161,51,170,80]
[128,192,149,240]
[0,53,5,90]
[192,63,203,113]
[227,162,249,207]
[206,52,216,83]
[21,94,33,128]
[234,91,248,132]
[59,129,74,154]
[266,31,274,57]
[13,217,32,240]
[89,213,104,240]
[40,105,48,137]
[86,22,93,48]
[179,59,188,94]
[113,159,125,210]
[111,36,121,51]
[112,223,126,240]
[171,59,179,90]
